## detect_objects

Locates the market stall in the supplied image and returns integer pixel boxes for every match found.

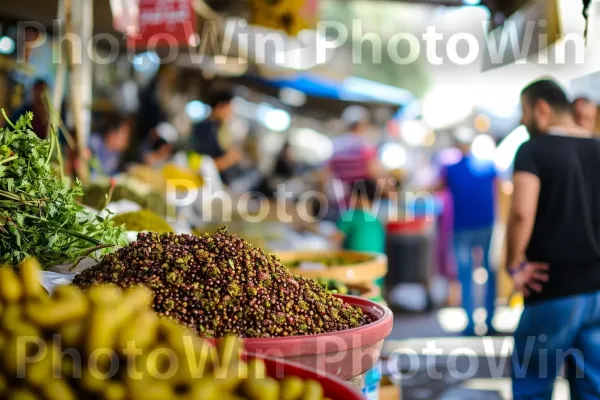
[2,258,368,400]
[0,108,394,398]
[276,250,388,303]
[6,0,596,396]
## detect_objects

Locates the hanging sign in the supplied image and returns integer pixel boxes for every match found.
[121,0,197,49]
[110,0,139,35]
[251,0,318,36]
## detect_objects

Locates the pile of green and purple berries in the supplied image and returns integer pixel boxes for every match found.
[74,229,372,338]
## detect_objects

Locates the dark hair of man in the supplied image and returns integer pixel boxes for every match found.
[207,90,234,109]
[349,121,362,132]
[32,79,48,89]
[521,79,571,114]
[98,113,128,139]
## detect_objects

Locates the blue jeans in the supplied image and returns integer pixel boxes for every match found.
[512,291,600,400]
[454,226,496,332]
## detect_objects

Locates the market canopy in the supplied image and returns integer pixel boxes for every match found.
[252,73,415,105]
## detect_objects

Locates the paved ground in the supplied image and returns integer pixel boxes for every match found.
[383,309,569,400]
[387,311,452,341]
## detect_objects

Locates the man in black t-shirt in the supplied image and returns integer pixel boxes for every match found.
[190,90,242,185]
[508,79,600,400]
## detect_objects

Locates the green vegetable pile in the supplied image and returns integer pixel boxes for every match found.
[111,209,174,233]
[315,277,350,295]
[0,112,127,268]
[82,181,168,216]
[315,278,371,297]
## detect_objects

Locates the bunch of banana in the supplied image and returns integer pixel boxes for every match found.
[0,259,331,400]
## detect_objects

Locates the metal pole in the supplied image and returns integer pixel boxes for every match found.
[80,0,93,161]
[65,0,91,183]
[51,0,67,139]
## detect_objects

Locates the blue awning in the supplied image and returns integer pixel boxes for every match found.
[254,74,414,106]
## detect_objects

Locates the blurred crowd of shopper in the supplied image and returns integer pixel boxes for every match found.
[5,61,600,400]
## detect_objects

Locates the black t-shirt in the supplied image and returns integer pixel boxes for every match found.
[190,120,225,159]
[514,134,600,303]
[190,120,241,185]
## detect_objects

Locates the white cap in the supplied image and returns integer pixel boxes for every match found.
[156,122,178,143]
[341,105,369,126]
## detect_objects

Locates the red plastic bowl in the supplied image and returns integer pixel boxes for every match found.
[387,218,428,234]
[246,353,363,400]
[240,295,393,381]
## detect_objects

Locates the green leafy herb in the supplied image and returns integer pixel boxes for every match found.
[0,112,127,268]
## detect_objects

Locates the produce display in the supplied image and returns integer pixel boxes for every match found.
[111,209,174,233]
[277,250,388,287]
[285,257,364,268]
[0,114,389,398]
[315,279,383,302]
[0,114,127,268]
[161,164,204,188]
[315,278,350,295]
[74,229,372,338]
[82,180,167,216]
[127,164,203,196]
[195,220,289,251]
[193,226,270,252]
[0,258,333,400]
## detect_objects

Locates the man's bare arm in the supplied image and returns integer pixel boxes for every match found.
[506,172,541,271]
[214,147,241,172]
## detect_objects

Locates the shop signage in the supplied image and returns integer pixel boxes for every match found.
[110,0,139,35]
[114,0,197,48]
[251,0,318,36]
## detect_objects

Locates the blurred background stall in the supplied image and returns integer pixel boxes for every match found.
[0,0,596,398]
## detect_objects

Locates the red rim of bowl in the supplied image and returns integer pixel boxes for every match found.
[241,295,393,357]
[245,352,363,399]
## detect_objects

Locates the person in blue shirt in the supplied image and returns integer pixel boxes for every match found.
[10,79,49,139]
[88,114,132,176]
[439,138,498,335]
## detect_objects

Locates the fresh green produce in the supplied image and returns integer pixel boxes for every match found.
[0,113,127,268]
[195,220,285,245]
[315,278,350,295]
[194,227,271,252]
[111,209,174,233]
[0,259,331,400]
[74,229,372,338]
[286,256,367,268]
[82,181,168,216]
[315,278,377,297]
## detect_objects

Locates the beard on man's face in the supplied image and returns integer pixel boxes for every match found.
[525,119,545,137]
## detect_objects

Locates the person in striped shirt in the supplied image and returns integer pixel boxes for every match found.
[324,106,386,214]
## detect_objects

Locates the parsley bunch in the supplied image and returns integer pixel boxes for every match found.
[0,112,127,268]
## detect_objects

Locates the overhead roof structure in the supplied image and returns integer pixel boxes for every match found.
[252,73,414,105]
